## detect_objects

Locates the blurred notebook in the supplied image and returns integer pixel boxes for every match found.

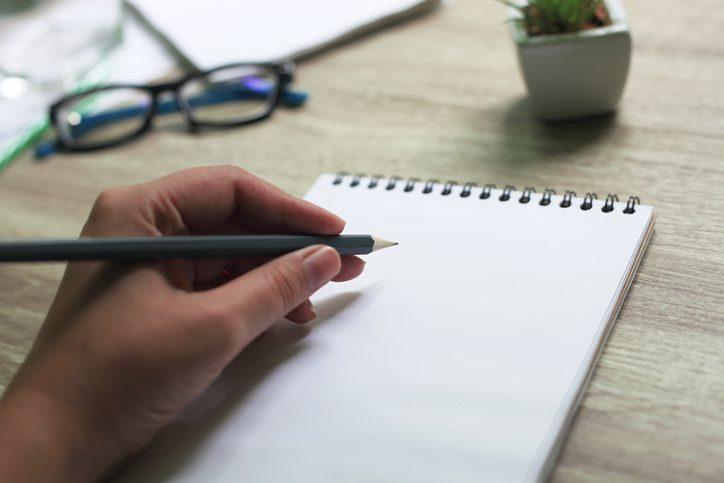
[122,0,440,69]
[113,174,655,482]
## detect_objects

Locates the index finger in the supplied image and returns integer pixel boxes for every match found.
[140,165,345,235]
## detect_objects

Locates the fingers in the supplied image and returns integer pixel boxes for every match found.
[191,255,365,291]
[285,300,316,324]
[137,166,345,235]
[198,245,341,349]
[333,256,365,282]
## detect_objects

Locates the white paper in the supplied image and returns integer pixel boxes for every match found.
[123,0,438,69]
[113,175,654,482]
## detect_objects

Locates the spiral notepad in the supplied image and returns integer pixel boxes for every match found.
[115,174,656,483]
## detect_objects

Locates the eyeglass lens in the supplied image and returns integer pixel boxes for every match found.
[56,87,153,148]
[178,65,279,125]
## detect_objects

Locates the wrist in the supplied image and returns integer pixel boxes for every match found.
[0,387,100,482]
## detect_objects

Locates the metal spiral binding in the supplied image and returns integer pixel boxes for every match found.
[623,196,640,214]
[331,173,640,214]
[333,172,349,185]
[480,184,496,200]
[386,176,401,190]
[540,189,556,206]
[460,182,477,198]
[499,185,515,202]
[560,191,576,208]
[441,181,457,196]
[519,187,536,204]
[602,194,618,212]
[581,192,598,211]
[404,178,420,192]
[422,179,437,194]
[368,175,382,189]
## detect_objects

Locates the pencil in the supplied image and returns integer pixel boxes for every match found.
[0,235,398,263]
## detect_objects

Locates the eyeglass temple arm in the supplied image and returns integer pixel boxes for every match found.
[35,84,309,159]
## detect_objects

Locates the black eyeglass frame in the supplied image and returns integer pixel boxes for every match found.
[48,61,295,153]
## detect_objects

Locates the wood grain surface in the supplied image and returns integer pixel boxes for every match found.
[1,0,723,480]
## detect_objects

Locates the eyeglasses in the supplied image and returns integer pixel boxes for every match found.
[35,61,307,158]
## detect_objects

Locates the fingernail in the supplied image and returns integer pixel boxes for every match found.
[306,300,317,320]
[303,246,341,292]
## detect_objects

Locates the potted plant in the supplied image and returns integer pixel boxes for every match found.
[504,0,631,121]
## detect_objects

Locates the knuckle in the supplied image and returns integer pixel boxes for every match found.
[83,186,138,235]
[224,164,248,174]
[91,187,130,216]
[216,164,249,180]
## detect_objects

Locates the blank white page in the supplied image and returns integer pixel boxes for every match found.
[114,174,654,483]
[123,0,439,69]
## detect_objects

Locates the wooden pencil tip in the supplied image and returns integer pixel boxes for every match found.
[371,237,398,252]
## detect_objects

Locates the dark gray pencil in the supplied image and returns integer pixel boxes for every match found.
[0,235,398,263]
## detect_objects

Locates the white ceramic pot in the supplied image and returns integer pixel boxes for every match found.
[508,0,631,121]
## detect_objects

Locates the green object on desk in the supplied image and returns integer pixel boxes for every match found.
[0,118,48,173]
[0,58,115,173]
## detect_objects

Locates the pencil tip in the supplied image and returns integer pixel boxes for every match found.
[371,236,398,252]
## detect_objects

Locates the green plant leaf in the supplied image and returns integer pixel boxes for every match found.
[503,0,605,35]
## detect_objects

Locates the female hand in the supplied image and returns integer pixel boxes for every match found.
[0,166,364,482]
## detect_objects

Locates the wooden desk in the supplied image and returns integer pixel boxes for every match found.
[1,0,723,480]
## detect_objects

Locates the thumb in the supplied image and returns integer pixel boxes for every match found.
[201,245,341,348]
